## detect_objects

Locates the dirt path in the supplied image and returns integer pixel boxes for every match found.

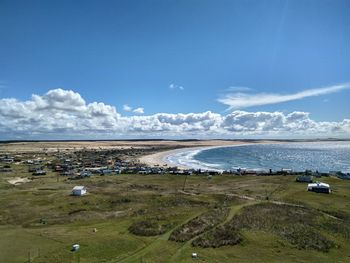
[226,193,305,208]
[113,211,205,263]
[111,194,310,262]
[168,201,257,263]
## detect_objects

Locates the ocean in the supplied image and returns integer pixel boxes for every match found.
[165,141,350,173]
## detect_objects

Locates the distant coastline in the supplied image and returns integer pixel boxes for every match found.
[1,138,349,144]
[138,140,283,169]
[146,140,350,173]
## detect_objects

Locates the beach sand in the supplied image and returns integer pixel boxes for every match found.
[0,139,254,153]
[1,139,281,169]
[138,140,277,169]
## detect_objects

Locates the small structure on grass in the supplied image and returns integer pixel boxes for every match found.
[192,252,198,258]
[71,244,80,251]
[32,170,46,176]
[72,186,87,196]
[296,175,313,183]
[307,182,330,194]
[80,170,91,177]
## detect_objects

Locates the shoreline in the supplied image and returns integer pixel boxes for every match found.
[138,146,210,170]
[138,140,280,170]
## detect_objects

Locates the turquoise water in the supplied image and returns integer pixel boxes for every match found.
[165,141,350,173]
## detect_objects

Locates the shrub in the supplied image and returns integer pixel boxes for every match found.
[192,225,242,248]
[129,220,167,236]
[169,207,229,242]
[192,203,336,251]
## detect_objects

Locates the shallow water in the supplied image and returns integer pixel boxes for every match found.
[165,141,350,173]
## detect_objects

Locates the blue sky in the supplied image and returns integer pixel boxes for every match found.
[0,0,350,139]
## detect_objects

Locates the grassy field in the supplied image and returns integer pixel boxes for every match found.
[1,164,350,262]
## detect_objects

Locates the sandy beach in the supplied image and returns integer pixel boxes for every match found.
[1,139,282,170]
[0,139,257,153]
[138,147,197,169]
[138,140,278,169]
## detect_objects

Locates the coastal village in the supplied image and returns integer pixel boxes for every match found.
[1,141,350,262]
[1,143,348,189]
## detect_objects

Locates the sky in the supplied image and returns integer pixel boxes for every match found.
[0,0,350,139]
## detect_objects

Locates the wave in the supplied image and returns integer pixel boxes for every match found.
[164,147,224,171]
[163,143,254,171]
[163,141,350,173]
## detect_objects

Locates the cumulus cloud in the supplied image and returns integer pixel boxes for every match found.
[169,83,184,91]
[0,88,349,139]
[133,107,144,114]
[123,104,144,114]
[218,83,350,110]
[123,104,132,111]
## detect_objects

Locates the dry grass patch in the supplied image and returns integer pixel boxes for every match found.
[169,207,229,242]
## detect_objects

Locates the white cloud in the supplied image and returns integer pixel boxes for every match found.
[218,83,350,110]
[169,83,184,91]
[133,107,144,114]
[0,88,349,139]
[123,104,132,111]
[226,86,252,92]
[124,104,144,114]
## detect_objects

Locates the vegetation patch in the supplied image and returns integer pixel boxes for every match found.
[169,207,229,242]
[128,220,169,236]
[282,225,334,251]
[192,224,242,248]
[192,203,336,251]
[153,195,210,208]
[321,219,350,240]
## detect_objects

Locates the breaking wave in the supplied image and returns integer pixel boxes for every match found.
[164,141,350,173]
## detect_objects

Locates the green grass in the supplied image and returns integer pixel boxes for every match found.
[195,202,336,251]
[1,163,350,262]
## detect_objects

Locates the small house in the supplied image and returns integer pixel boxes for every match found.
[72,186,87,196]
[296,175,313,183]
[307,182,330,194]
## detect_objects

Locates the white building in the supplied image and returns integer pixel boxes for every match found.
[307,182,330,194]
[72,186,87,196]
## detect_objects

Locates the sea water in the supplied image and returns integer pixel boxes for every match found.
[165,141,350,173]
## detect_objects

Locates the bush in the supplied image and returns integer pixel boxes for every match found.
[169,207,229,242]
[128,220,167,236]
[226,203,334,251]
[283,225,334,251]
[192,203,336,251]
[192,225,242,248]
[321,220,350,240]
